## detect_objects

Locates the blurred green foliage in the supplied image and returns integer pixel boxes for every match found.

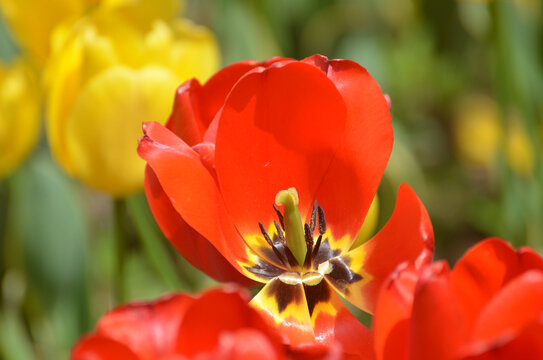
[1,0,543,358]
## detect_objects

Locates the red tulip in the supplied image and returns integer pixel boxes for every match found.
[138,55,434,354]
[373,238,543,360]
[72,287,294,360]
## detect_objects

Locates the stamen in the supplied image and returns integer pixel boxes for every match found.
[304,223,314,247]
[272,204,285,231]
[317,205,326,235]
[259,222,272,244]
[303,223,313,267]
[274,220,287,247]
[312,234,322,261]
[259,222,287,266]
[309,200,318,233]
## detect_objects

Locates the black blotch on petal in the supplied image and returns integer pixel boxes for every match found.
[264,278,303,313]
[313,238,341,267]
[303,281,331,316]
[325,257,362,295]
[246,259,284,280]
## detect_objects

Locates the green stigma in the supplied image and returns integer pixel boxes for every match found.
[275,188,307,266]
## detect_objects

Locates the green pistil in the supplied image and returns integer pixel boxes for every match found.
[275,188,307,266]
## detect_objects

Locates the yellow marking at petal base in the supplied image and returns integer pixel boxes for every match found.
[311,289,348,342]
[243,224,290,270]
[310,294,339,329]
[317,228,352,257]
[251,276,315,344]
[324,245,373,313]
[236,249,276,284]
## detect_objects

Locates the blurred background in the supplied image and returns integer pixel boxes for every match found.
[0,0,542,358]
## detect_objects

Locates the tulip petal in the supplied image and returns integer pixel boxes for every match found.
[251,275,315,346]
[373,263,419,360]
[176,287,284,357]
[251,274,373,356]
[166,61,260,144]
[326,184,434,314]
[409,262,469,360]
[450,238,543,328]
[144,166,255,285]
[138,121,261,281]
[94,293,194,358]
[167,58,290,145]
[211,329,284,360]
[472,270,543,342]
[165,79,208,146]
[303,55,393,241]
[313,290,375,359]
[71,336,139,360]
[461,320,543,360]
[64,65,180,196]
[0,59,41,179]
[215,61,347,241]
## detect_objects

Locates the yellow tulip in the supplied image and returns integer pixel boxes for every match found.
[506,112,535,177]
[45,12,219,196]
[0,59,41,179]
[0,0,181,67]
[454,94,503,169]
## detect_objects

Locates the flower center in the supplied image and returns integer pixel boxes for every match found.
[257,188,330,273]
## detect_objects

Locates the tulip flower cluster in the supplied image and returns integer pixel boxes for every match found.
[0,0,219,194]
[71,56,543,359]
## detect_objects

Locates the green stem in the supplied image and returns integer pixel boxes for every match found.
[113,198,127,304]
[125,195,185,290]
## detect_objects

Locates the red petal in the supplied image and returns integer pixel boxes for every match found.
[175,287,283,357]
[166,79,208,146]
[373,263,419,360]
[410,262,469,360]
[210,329,284,360]
[94,293,194,358]
[353,184,434,313]
[450,238,543,329]
[472,270,543,342]
[287,343,343,360]
[303,55,393,241]
[461,320,543,360]
[168,58,291,145]
[71,336,139,360]
[199,58,290,135]
[327,294,375,360]
[518,246,543,272]
[215,61,347,239]
[144,165,255,285]
[138,122,255,280]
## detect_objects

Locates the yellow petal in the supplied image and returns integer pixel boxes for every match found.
[0,59,41,179]
[506,113,535,177]
[145,19,220,83]
[46,18,120,174]
[0,0,84,66]
[64,65,180,196]
[454,94,503,169]
[102,0,182,30]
